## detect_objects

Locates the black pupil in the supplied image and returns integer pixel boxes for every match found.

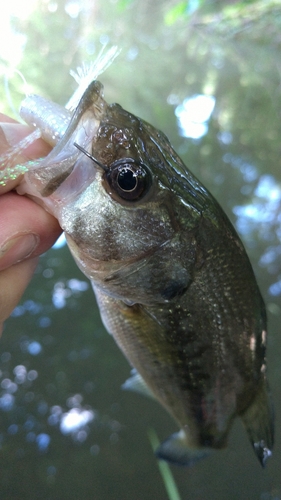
[117,168,137,191]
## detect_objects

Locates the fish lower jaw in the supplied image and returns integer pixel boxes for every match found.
[64,235,127,281]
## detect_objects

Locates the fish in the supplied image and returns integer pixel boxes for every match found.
[0,60,274,468]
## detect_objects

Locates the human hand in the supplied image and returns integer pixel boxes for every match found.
[0,113,62,334]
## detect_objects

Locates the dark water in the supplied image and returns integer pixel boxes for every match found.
[1,1,281,499]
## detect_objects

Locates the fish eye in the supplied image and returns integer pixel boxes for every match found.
[106,159,151,201]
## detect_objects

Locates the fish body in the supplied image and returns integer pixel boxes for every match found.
[3,78,274,466]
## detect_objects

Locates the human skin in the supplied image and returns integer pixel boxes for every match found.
[0,113,62,334]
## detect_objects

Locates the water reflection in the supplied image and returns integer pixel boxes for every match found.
[0,393,14,411]
[14,365,37,383]
[0,364,39,414]
[52,279,89,309]
[36,433,51,452]
[222,152,281,285]
[0,351,122,454]
[175,94,216,138]
[1,378,17,393]
[0,359,96,445]
[52,233,66,249]
[233,174,281,243]
[27,341,42,355]
[12,300,42,317]
[60,407,94,440]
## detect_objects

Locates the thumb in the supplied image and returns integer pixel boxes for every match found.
[0,257,39,335]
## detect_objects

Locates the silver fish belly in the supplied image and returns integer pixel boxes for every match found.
[2,79,274,467]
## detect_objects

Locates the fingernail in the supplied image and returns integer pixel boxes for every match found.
[0,233,40,268]
[0,123,31,148]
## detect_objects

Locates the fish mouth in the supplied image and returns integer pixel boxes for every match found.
[24,80,108,198]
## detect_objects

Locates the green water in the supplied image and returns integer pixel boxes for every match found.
[0,1,280,498]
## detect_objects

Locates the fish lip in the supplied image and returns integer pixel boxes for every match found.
[24,80,107,197]
[66,236,172,283]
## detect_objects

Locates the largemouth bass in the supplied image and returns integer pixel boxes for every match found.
[0,75,274,467]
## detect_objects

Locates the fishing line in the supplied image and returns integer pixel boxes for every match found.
[73,142,108,171]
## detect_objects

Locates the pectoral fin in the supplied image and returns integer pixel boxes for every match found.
[122,369,155,399]
[241,381,274,467]
[155,429,211,467]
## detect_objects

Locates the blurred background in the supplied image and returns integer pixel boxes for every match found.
[0,1,281,499]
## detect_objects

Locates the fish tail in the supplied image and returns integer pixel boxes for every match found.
[155,429,211,467]
[241,380,274,467]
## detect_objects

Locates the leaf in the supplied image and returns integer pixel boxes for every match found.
[164,1,189,26]
[117,0,135,12]
[148,428,182,500]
